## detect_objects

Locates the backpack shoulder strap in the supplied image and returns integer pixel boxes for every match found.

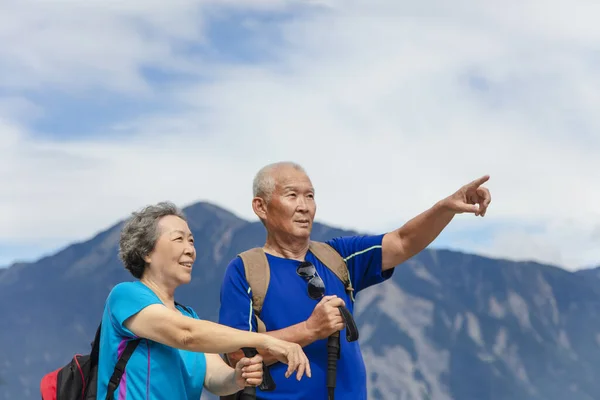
[175,301,192,315]
[106,339,141,400]
[238,248,269,333]
[309,241,355,301]
[90,323,102,364]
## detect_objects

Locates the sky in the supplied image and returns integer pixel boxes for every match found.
[1,0,599,271]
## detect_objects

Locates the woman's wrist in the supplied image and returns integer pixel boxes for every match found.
[232,366,244,391]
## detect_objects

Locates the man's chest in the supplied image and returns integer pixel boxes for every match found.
[259,263,351,331]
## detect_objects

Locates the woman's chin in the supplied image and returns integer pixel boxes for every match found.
[177,272,193,285]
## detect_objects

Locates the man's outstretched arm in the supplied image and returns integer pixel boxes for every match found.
[382,175,492,271]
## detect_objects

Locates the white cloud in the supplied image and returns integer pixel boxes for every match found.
[0,0,598,270]
[483,222,600,269]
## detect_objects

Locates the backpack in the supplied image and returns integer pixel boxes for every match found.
[40,302,190,400]
[220,241,353,400]
[40,323,139,400]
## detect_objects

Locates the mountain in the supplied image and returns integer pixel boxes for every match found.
[575,266,600,280]
[2,201,600,400]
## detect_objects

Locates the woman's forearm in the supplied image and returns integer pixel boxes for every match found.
[124,305,270,354]
[183,319,268,354]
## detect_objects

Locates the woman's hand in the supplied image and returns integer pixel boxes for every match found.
[261,337,311,380]
[234,354,264,389]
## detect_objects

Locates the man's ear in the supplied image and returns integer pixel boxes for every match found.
[252,197,268,220]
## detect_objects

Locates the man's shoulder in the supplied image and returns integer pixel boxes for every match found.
[225,253,246,273]
[226,247,274,273]
[221,253,251,288]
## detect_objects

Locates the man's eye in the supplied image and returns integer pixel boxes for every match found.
[174,237,183,241]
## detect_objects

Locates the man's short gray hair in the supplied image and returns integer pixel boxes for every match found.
[119,201,186,279]
[252,161,306,202]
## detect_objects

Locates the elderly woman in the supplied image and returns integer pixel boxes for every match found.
[96,202,310,399]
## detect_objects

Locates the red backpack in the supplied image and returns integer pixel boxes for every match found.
[40,323,140,400]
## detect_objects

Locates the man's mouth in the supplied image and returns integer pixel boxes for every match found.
[179,262,193,268]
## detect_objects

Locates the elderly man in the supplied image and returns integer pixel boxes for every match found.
[218,161,492,400]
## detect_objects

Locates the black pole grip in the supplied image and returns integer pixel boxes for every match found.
[239,386,256,400]
[238,348,258,400]
[325,306,359,400]
[327,332,340,400]
[239,347,276,394]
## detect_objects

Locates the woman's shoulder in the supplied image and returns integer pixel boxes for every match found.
[108,280,134,293]
[106,281,149,301]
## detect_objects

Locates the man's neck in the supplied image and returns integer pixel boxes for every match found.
[140,276,176,309]
[263,233,310,261]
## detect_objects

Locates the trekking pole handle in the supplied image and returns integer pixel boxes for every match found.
[326,306,360,400]
[238,347,277,399]
[238,348,258,400]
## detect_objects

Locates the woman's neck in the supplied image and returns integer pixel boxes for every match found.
[140,275,176,309]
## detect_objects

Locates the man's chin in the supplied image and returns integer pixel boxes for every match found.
[292,227,312,239]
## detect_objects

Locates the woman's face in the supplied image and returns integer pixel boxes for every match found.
[145,215,196,285]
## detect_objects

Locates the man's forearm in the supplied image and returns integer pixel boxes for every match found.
[401,200,455,251]
[384,201,456,270]
[227,321,317,367]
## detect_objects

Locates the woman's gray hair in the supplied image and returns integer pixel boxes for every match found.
[119,201,186,279]
[252,161,306,202]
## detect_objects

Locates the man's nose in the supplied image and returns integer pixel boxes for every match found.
[297,196,308,211]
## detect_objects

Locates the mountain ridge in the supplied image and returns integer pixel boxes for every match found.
[2,201,600,400]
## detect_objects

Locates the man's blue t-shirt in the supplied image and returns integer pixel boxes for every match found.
[218,235,393,400]
[97,281,207,400]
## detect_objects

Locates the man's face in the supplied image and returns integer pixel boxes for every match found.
[264,166,316,240]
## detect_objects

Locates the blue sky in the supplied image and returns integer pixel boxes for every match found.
[1,0,599,270]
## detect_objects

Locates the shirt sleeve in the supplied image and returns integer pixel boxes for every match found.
[106,282,162,338]
[218,257,257,332]
[326,234,394,293]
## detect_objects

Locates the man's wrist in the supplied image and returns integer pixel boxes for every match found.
[435,198,455,214]
[302,320,319,342]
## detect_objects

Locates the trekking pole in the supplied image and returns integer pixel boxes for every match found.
[239,347,277,400]
[326,306,360,400]
[327,332,340,400]
[239,348,259,400]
